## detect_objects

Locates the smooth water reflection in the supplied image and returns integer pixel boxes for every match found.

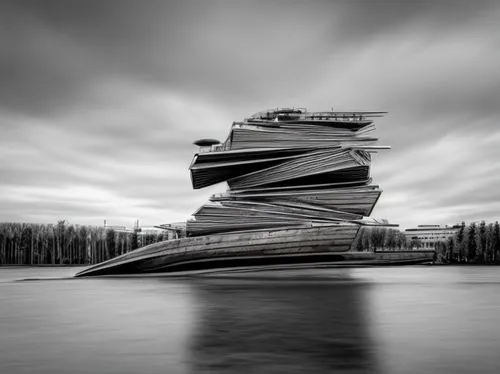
[1,267,500,374]
[189,277,377,373]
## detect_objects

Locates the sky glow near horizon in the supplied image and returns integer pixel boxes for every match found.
[0,0,499,230]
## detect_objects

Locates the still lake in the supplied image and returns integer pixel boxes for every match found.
[1,266,500,374]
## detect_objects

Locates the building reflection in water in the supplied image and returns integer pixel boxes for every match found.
[188,274,379,373]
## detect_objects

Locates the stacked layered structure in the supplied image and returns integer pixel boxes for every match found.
[187,108,388,238]
[76,108,433,278]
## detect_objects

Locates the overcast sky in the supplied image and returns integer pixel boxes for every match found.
[0,0,499,229]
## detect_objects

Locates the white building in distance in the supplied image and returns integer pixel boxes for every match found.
[404,224,459,250]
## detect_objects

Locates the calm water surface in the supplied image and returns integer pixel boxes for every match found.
[1,266,500,374]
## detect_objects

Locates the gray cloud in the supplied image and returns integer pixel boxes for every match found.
[1,0,499,228]
[5,0,493,115]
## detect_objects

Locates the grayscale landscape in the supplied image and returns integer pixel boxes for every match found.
[1,1,499,373]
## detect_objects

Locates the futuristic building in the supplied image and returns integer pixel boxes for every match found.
[76,108,433,277]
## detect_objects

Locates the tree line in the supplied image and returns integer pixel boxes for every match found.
[434,221,500,264]
[353,227,413,252]
[353,221,500,264]
[2,220,500,266]
[0,221,170,265]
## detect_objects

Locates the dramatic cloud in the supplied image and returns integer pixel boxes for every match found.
[0,0,499,229]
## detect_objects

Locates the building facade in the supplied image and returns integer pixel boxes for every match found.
[404,224,459,250]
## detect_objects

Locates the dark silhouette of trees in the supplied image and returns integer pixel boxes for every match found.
[477,221,486,263]
[409,237,423,249]
[435,241,447,263]
[395,231,408,250]
[106,229,116,259]
[0,222,170,265]
[131,231,139,250]
[385,229,398,250]
[446,236,455,262]
[456,221,466,262]
[352,227,411,252]
[494,222,500,263]
[448,221,500,265]
[4,219,500,266]
[370,228,386,252]
[467,222,477,262]
[350,225,496,258]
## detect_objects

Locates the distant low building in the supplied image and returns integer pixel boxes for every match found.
[404,224,459,250]
[155,223,187,239]
[102,220,185,240]
[103,225,133,233]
